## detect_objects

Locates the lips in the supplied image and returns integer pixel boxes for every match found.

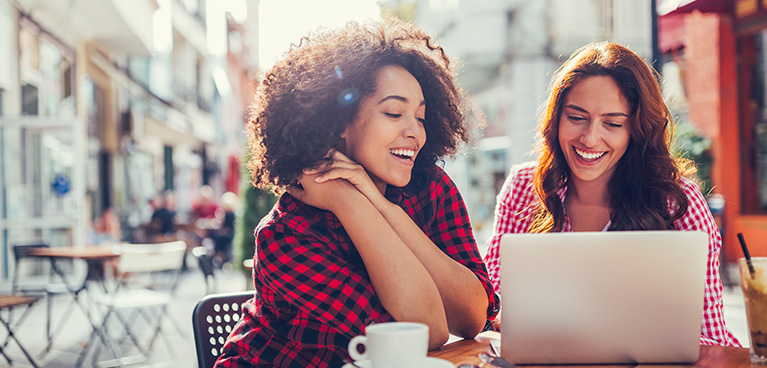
[574,147,606,162]
[389,148,416,161]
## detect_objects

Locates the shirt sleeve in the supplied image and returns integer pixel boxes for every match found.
[429,170,499,319]
[484,163,538,295]
[256,218,393,339]
[484,170,516,295]
[674,178,741,347]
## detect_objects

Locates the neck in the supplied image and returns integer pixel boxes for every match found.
[567,175,611,207]
[375,181,387,195]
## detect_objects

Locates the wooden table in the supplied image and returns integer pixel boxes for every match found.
[0,295,42,367]
[29,245,122,289]
[27,245,123,353]
[29,245,122,259]
[429,331,753,367]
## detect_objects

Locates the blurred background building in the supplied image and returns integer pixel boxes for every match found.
[656,0,767,264]
[409,0,654,246]
[1,0,765,283]
[0,0,258,279]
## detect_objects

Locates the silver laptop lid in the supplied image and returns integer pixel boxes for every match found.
[499,230,707,364]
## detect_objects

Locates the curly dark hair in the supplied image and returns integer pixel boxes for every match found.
[246,18,482,191]
[529,41,696,232]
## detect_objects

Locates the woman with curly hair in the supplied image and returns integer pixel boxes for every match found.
[216,19,497,367]
[483,41,740,347]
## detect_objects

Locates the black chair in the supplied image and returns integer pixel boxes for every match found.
[192,246,216,294]
[11,242,76,356]
[192,291,254,368]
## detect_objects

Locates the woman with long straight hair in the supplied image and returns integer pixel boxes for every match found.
[483,41,740,347]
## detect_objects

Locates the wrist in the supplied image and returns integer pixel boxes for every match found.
[374,198,400,217]
[328,189,367,212]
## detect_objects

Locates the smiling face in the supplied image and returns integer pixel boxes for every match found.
[341,65,427,192]
[557,75,631,187]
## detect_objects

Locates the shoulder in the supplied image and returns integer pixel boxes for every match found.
[512,161,537,176]
[510,161,536,185]
[398,166,469,226]
[429,165,460,196]
[256,194,321,239]
[678,176,708,205]
[402,165,462,201]
[673,176,716,231]
[500,161,537,199]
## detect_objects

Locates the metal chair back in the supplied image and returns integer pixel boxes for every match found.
[11,242,50,293]
[192,291,254,368]
[78,240,188,367]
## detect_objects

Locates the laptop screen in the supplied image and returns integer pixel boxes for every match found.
[498,230,707,364]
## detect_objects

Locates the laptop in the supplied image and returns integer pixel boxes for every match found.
[498,230,708,365]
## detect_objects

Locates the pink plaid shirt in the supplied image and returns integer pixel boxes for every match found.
[484,162,741,347]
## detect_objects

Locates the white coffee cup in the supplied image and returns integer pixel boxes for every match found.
[348,322,429,368]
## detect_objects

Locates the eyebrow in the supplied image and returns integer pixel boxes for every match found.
[565,104,629,118]
[378,95,426,106]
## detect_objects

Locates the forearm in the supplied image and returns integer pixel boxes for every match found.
[376,200,489,338]
[333,193,449,348]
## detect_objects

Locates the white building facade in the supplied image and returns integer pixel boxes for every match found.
[414,0,653,246]
[0,0,258,281]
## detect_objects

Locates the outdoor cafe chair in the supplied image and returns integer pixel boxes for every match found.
[11,241,77,356]
[0,294,42,368]
[192,290,254,368]
[192,245,217,294]
[77,240,187,368]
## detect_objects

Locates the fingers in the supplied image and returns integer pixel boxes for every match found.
[304,150,357,174]
[330,150,353,163]
[303,159,333,174]
[304,156,361,178]
[312,163,365,183]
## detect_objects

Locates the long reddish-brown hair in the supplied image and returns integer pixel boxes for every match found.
[529,42,694,232]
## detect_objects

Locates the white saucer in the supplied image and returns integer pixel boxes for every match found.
[343,357,454,368]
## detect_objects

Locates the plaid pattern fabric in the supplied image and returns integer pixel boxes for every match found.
[484,162,741,347]
[216,166,496,367]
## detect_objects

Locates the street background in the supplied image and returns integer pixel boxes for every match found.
[1,0,765,366]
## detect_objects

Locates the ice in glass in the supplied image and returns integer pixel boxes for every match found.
[739,257,767,365]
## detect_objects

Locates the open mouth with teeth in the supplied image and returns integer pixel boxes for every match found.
[574,147,607,162]
[389,148,416,161]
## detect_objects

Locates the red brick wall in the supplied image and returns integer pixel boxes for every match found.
[684,11,748,260]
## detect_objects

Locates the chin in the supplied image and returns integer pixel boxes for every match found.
[388,175,412,188]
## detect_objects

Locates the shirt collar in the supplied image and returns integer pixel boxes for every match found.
[385,185,405,205]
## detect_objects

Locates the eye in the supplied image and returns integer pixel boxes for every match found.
[604,122,623,128]
[384,113,401,118]
[568,115,586,122]
[416,117,426,124]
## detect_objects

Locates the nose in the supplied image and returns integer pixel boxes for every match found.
[404,116,426,141]
[579,120,599,147]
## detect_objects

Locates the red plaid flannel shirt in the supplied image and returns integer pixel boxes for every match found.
[216,166,497,367]
[483,162,741,347]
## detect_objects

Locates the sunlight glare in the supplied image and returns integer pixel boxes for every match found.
[258,0,381,69]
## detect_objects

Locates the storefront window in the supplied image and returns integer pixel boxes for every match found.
[18,16,75,117]
[745,30,767,213]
